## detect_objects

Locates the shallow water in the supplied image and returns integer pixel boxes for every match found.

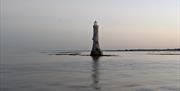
[0,51,180,91]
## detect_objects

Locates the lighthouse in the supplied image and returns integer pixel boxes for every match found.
[90,21,103,56]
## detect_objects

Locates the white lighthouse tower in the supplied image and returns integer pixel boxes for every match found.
[91,21,103,56]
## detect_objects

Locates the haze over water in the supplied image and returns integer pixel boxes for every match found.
[1,0,179,55]
[0,0,180,91]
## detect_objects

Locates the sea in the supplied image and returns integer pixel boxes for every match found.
[0,51,180,91]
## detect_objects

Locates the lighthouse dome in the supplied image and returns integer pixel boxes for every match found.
[94,21,98,26]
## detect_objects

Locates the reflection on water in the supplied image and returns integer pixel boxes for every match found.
[1,51,180,91]
[91,56,101,91]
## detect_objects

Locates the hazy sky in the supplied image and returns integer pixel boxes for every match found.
[1,0,179,54]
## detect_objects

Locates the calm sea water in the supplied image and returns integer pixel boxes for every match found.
[1,51,180,91]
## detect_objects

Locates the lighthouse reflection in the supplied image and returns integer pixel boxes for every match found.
[91,56,101,91]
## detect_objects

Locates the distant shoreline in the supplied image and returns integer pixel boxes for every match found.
[44,48,180,52]
[43,48,180,56]
[104,48,180,52]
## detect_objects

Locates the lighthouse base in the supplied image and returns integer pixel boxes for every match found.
[90,50,103,56]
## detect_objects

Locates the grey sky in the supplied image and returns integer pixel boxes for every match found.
[1,0,179,54]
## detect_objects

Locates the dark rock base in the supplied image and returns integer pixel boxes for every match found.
[90,50,103,56]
